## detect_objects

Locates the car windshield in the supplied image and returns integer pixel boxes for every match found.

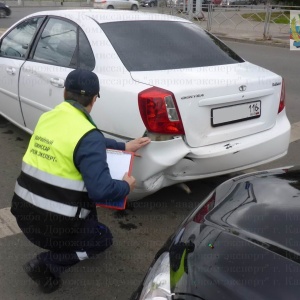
[98,21,244,71]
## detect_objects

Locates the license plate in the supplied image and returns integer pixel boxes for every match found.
[211,101,261,127]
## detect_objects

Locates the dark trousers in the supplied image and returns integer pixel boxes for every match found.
[22,214,113,278]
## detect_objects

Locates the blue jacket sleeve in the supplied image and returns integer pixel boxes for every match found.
[105,138,125,150]
[74,130,130,203]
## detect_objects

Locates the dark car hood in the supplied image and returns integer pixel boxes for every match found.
[169,167,300,299]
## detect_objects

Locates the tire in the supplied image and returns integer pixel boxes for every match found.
[131,4,138,10]
[0,8,7,18]
[107,5,114,9]
[150,2,154,7]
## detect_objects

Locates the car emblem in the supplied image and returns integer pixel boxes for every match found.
[239,85,247,92]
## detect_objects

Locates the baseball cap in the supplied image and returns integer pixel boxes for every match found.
[65,69,100,97]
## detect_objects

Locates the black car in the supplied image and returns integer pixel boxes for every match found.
[132,166,300,299]
[140,0,158,7]
[0,2,11,17]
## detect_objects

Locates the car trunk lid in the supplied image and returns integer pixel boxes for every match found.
[131,62,283,148]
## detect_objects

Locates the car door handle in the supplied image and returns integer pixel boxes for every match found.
[50,78,65,88]
[6,67,16,75]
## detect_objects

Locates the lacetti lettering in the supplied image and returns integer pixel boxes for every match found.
[181,94,204,100]
[272,82,281,87]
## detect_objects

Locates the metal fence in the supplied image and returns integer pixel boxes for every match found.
[3,1,297,42]
[158,2,296,41]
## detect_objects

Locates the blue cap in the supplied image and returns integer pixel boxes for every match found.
[65,69,100,97]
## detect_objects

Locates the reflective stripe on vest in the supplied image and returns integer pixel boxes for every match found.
[76,251,89,261]
[14,182,90,219]
[22,161,87,192]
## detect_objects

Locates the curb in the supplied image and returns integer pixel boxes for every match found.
[215,35,289,48]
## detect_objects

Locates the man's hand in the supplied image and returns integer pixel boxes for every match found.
[125,137,151,152]
[123,172,136,192]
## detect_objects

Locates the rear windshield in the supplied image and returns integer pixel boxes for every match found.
[98,21,244,72]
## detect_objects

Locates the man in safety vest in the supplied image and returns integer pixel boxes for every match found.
[11,69,150,294]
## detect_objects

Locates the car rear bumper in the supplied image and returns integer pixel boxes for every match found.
[129,111,290,200]
[170,113,290,179]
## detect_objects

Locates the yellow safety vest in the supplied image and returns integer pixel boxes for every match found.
[24,102,95,181]
[13,102,97,221]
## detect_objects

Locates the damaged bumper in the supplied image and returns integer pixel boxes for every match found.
[129,112,290,200]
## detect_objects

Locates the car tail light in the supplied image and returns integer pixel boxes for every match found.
[193,192,216,223]
[138,87,185,135]
[278,79,285,114]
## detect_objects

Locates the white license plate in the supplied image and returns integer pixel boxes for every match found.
[211,101,261,127]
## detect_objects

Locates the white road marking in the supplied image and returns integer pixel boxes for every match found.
[0,207,21,238]
[0,122,300,239]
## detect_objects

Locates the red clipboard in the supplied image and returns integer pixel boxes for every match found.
[96,149,134,210]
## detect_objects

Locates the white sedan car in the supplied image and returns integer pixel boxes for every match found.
[93,0,139,10]
[0,10,290,200]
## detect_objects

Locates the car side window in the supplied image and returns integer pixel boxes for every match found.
[33,18,77,67]
[0,17,44,59]
[78,29,95,70]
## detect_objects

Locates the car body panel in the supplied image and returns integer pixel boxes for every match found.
[19,62,72,132]
[172,227,300,299]
[82,18,148,138]
[132,167,300,299]
[140,0,158,7]
[0,57,25,127]
[93,0,139,10]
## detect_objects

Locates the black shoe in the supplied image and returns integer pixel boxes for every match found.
[23,258,61,294]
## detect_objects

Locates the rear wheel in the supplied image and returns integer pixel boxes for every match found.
[0,8,7,18]
[131,4,138,10]
[150,2,154,7]
[107,5,114,9]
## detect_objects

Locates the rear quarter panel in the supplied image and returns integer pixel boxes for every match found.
[79,17,147,138]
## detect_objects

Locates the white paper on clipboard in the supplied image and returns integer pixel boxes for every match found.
[106,149,133,180]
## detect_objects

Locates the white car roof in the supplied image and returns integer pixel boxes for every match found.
[27,9,189,25]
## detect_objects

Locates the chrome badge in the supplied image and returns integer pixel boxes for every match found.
[239,85,247,92]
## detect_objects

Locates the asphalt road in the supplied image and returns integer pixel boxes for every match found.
[0,8,299,300]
